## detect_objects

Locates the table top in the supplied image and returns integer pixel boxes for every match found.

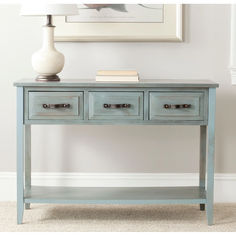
[14,79,219,88]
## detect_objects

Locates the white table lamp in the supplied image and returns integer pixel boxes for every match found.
[21,4,78,81]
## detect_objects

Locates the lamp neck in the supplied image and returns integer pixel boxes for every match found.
[42,26,55,50]
[46,15,54,27]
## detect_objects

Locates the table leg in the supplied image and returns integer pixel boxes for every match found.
[206,88,216,226]
[25,125,31,210]
[199,125,206,211]
[17,87,24,224]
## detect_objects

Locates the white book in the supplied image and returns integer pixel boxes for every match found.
[96,75,139,82]
[97,70,138,76]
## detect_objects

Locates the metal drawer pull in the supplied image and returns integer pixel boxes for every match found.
[104,104,131,109]
[42,104,70,109]
[163,104,191,109]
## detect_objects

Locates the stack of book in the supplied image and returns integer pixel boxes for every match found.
[96,70,139,82]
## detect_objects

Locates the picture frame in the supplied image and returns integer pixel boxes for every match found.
[54,4,183,42]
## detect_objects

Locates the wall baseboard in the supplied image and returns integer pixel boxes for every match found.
[1,172,236,202]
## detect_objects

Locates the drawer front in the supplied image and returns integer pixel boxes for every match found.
[149,92,206,121]
[28,92,83,120]
[89,92,143,120]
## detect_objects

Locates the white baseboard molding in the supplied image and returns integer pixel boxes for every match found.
[1,172,236,202]
[231,68,236,84]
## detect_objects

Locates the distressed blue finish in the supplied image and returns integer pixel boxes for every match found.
[199,125,207,211]
[24,88,209,125]
[28,92,83,120]
[206,88,216,225]
[89,92,143,120]
[25,125,31,210]
[24,186,206,205]
[14,79,218,225]
[14,79,219,88]
[17,87,24,224]
[149,92,205,121]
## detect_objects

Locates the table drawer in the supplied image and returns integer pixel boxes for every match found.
[149,92,206,121]
[89,92,143,120]
[28,92,83,120]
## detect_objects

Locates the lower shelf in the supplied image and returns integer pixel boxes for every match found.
[24,186,206,205]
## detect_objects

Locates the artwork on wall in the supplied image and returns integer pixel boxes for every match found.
[67,4,164,23]
[54,4,182,42]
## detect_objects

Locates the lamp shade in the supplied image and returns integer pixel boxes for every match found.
[20,4,78,16]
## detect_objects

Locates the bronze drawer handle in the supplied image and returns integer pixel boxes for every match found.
[104,104,131,109]
[163,104,191,109]
[42,104,70,109]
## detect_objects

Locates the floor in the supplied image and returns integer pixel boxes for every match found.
[0,202,236,232]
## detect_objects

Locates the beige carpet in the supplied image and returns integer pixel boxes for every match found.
[0,202,236,232]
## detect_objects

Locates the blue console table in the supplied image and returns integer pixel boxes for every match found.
[14,79,218,225]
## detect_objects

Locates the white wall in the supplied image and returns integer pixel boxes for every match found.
[0,4,236,174]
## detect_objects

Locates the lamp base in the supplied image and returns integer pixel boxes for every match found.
[36,75,60,82]
[32,25,64,83]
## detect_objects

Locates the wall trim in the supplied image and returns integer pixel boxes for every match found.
[1,172,236,202]
[230,5,236,84]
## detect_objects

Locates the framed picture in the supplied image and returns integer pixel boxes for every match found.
[54,4,183,42]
